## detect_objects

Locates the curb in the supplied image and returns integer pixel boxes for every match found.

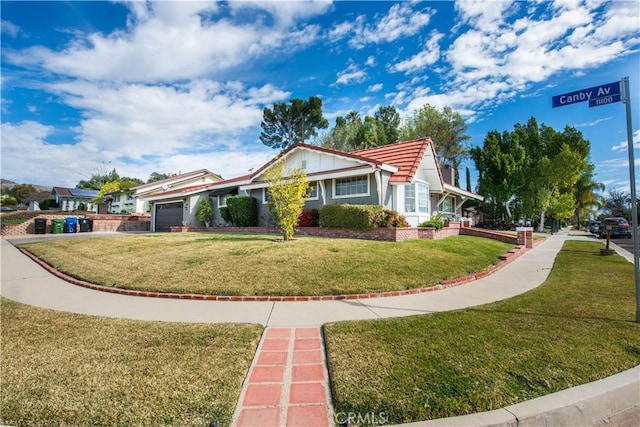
[17,242,535,302]
[392,365,640,427]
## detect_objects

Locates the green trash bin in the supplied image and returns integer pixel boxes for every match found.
[52,219,64,234]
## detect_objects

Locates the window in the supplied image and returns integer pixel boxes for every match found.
[405,185,415,212]
[417,183,429,213]
[334,176,368,198]
[405,182,430,213]
[441,196,454,213]
[262,188,270,204]
[306,182,318,200]
[218,194,232,207]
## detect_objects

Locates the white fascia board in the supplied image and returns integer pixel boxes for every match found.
[380,164,399,173]
[442,183,484,201]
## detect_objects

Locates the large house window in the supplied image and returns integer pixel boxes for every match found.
[334,176,368,198]
[405,182,430,213]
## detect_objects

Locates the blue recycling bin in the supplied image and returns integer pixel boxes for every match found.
[64,217,78,233]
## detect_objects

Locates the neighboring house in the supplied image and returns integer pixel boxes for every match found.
[131,169,224,231]
[141,138,483,231]
[51,187,98,212]
[104,189,136,214]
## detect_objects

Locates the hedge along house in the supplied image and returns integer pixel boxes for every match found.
[146,138,482,229]
[133,169,224,232]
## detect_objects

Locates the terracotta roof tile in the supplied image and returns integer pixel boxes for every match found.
[355,138,432,183]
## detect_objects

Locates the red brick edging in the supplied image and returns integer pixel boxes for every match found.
[18,240,542,302]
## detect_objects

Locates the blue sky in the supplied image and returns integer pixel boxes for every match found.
[1,1,639,194]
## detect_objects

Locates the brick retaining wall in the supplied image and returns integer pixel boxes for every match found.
[459,227,518,244]
[1,213,150,235]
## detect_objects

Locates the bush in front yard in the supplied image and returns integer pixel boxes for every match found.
[298,209,319,227]
[219,206,232,224]
[373,209,410,228]
[419,220,444,230]
[226,196,258,226]
[319,204,380,230]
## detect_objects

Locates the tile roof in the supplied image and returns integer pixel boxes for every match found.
[355,138,433,183]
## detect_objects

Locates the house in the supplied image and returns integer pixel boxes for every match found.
[141,138,482,231]
[103,189,136,214]
[131,169,224,231]
[51,187,98,212]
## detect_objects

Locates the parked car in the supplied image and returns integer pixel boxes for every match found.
[598,217,632,238]
[587,220,600,234]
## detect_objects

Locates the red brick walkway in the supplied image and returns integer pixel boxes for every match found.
[233,327,333,427]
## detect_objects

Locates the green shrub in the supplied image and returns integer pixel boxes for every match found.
[196,198,214,226]
[419,219,444,230]
[319,204,380,230]
[219,206,232,224]
[227,196,258,227]
[373,209,410,228]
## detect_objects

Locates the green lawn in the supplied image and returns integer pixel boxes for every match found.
[324,240,640,425]
[0,299,263,426]
[18,233,514,296]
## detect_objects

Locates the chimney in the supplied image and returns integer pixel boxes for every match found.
[442,166,455,185]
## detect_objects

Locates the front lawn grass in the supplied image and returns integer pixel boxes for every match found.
[18,233,513,296]
[0,298,263,426]
[324,240,640,425]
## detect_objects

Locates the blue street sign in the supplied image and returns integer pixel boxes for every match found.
[552,81,621,108]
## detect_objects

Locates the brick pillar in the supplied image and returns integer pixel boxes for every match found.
[516,227,533,248]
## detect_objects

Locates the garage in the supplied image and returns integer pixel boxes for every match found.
[155,202,183,232]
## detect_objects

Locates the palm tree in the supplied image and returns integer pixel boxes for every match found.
[574,165,605,229]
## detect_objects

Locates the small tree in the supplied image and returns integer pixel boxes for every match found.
[264,162,309,241]
[196,198,213,227]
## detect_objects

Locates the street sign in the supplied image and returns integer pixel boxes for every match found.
[589,93,622,108]
[552,81,621,108]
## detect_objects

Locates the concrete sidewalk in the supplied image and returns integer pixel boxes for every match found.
[0,233,564,326]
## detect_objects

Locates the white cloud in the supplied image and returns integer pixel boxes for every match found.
[331,2,434,49]
[229,0,333,28]
[0,118,280,187]
[611,129,640,152]
[408,0,640,117]
[365,55,376,67]
[0,121,90,186]
[1,19,20,38]
[368,83,383,92]
[389,31,443,74]
[574,117,613,128]
[4,2,328,83]
[41,79,289,160]
[334,63,367,86]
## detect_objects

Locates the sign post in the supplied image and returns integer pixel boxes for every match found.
[553,77,639,323]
